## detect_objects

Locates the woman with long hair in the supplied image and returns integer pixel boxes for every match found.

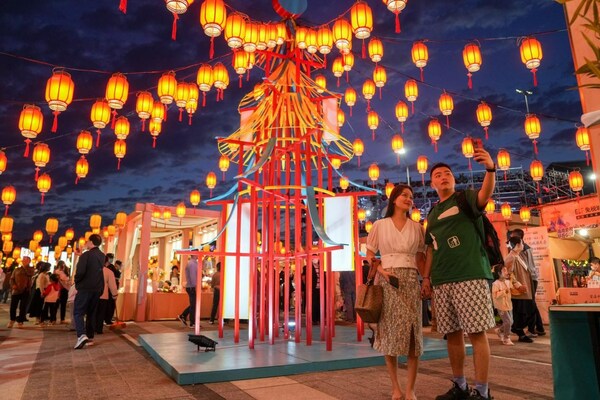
[366,184,426,400]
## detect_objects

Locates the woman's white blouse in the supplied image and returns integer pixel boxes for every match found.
[366,218,426,270]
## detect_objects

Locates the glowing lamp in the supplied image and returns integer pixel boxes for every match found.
[114,116,130,140]
[212,62,229,94]
[105,73,129,110]
[501,203,512,220]
[462,42,482,89]
[576,126,591,150]
[345,87,357,108]
[332,57,344,79]
[33,230,43,242]
[242,22,259,53]
[107,225,116,237]
[32,143,50,172]
[224,13,246,49]
[365,221,373,233]
[350,1,373,40]
[266,23,278,49]
[519,206,531,223]
[29,240,38,252]
[115,212,127,229]
[385,182,394,198]
[75,156,89,182]
[462,137,475,158]
[275,22,286,45]
[3,241,13,253]
[343,52,354,72]
[331,158,341,170]
[152,208,162,219]
[2,186,16,213]
[58,236,67,249]
[367,110,379,130]
[317,26,332,55]
[353,138,364,156]
[0,151,7,175]
[411,209,421,223]
[295,26,308,49]
[476,102,492,139]
[90,214,102,230]
[0,216,13,234]
[520,37,543,86]
[485,199,496,213]
[163,209,172,220]
[175,82,190,110]
[206,171,217,196]
[497,149,511,180]
[157,71,177,104]
[368,163,380,182]
[233,51,248,76]
[368,37,383,63]
[200,0,227,39]
[530,159,544,181]
[395,101,409,127]
[19,104,44,156]
[114,140,126,169]
[196,64,214,99]
[384,0,407,12]
[569,170,584,192]
[524,114,541,140]
[76,130,93,155]
[439,91,454,128]
[340,176,349,190]
[90,99,111,144]
[357,208,366,222]
[404,79,418,113]
[36,173,51,203]
[411,41,428,80]
[337,109,345,127]
[176,202,187,219]
[428,119,442,152]
[65,228,75,241]
[315,75,326,94]
[417,156,428,179]
[45,70,75,132]
[363,79,376,100]
[218,155,230,180]
[151,101,165,124]
[190,189,201,206]
[332,18,352,53]
[391,135,404,164]
[373,65,387,88]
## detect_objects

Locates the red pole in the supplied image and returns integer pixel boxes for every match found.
[294,142,303,343]
[353,195,364,341]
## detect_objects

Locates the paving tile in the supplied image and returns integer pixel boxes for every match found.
[231,376,297,390]
[244,383,337,400]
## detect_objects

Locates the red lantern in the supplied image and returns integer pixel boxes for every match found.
[368,37,383,63]
[353,138,364,166]
[439,91,454,128]
[391,134,404,164]
[18,104,44,157]
[569,170,584,192]
[76,130,93,155]
[524,114,541,154]
[404,79,418,114]
[242,22,259,53]
[105,73,129,110]
[190,189,201,207]
[576,126,591,165]
[75,156,89,184]
[157,71,177,104]
[212,62,229,99]
[37,173,52,204]
[497,149,511,181]
[485,199,496,214]
[332,18,352,54]
[350,1,373,57]
[45,69,75,132]
[91,99,111,146]
[317,26,332,56]
[519,206,531,224]
[114,139,127,170]
[462,42,482,89]
[395,101,409,133]
[530,159,544,192]
[428,119,442,152]
[224,13,247,49]
[206,171,217,197]
[520,37,543,86]
[114,116,130,140]
[411,41,428,81]
[476,102,492,139]
[32,143,50,180]
[1,186,16,216]
[462,137,475,170]
[200,0,227,58]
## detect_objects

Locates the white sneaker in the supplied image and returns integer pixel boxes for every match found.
[495,328,504,341]
[503,338,515,346]
[74,334,89,349]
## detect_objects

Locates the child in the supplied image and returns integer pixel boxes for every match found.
[492,264,514,345]
[41,274,61,325]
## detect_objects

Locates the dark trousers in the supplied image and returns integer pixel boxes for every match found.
[42,302,58,323]
[10,291,30,322]
[343,289,356,322]
[0,288,9,303]
[105,296,115,324]
[181,287,197,325]
[210,288,220,322]
[95,299,109,333]
[527,280,545,333]
[74,290,100,339]
[59,288,68,322]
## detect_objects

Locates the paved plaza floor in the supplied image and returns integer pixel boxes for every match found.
[0,303,554,399]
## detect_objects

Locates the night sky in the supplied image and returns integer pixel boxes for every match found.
[0,0,583,243]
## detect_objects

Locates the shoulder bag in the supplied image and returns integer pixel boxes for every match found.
[355,259,383,323]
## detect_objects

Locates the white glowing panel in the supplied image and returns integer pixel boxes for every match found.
[322,97,340,142]
[223,202,251,319]
[324,196,353,271]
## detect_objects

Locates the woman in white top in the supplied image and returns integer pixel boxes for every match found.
[366,184,426,400]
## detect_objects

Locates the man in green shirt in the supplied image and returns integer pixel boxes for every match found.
[422,145,496,400]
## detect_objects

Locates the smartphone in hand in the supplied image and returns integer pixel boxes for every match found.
[389,275,400,289]
[473,138,483,150]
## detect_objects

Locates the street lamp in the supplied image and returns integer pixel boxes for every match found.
[516,88,533,113]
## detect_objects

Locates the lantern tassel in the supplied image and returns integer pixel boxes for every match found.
[420,67,424,82]
[357,156,361,167]
[421,175,425,186]
[504,171,507,182]
[586,151,590,166]
[117,158,121,170]
[51,111,59,133]
[349,106,353,117]
[75,176,79,185]
[346,71,349,83]
[445,115,450,129]
[533,139,538,155]
[163,104,168,122]
[532,69,538,87]
[372,129,375,141]
[323,54,327,68]
[411,101,415,115]
[35,167,40,181]
[396,154,400,165]
[537,182,540,193]
[153,137,157,149]
[4,205,8,217]
[362,39,366,59]
[379,87,382,100]
[337,77,340,88]
[484,126,489,140]
[202,92,206,107]
[434,141,438,153]
[367,100,371,112]
[111,110,117,129]
[96,129,101,147]
[24,139,31,157]
[178,108,183,122]
[40,193,45,205]
[141,118,146,132]
[401,122,404,134]
[188,114,193,125]
[209,37,215,59]
[395,11,401,33]
[467,72,473,90]
[119,0,127,13]
[468,159,472,171]
[171,13,178,41]
[239,75,243,88]
[222,171,225,181]
[247,69,250,82]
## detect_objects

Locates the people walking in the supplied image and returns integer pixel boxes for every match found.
[95,258,118,334]
[209,262,221,324]
[492,265,515,345]
[178,255,198,327]
[8,256,35,328]
[41,273,61,325]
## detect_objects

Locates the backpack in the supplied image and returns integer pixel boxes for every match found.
[455,191,504,267]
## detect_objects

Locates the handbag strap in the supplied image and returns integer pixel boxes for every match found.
[366,260,380,284]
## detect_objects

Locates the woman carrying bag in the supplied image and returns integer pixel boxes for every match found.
[504,236,535,343]
[365,184,426,400]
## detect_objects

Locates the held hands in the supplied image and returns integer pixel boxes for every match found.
[473,147,495,170]
[421,278,432,299]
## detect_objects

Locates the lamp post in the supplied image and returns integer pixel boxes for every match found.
[516,88,533,113]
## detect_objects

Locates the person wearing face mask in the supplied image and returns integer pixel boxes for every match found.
[504,236,535,343]
[588,257,600,282]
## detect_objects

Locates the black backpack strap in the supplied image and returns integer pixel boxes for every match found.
[455,191,486,247]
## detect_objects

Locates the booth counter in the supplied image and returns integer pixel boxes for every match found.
[117,291,214,321]
[556,287,600,304]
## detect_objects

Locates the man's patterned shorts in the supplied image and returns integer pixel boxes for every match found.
[433,279,496,335]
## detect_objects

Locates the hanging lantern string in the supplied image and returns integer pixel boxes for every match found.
[377,28,567,45]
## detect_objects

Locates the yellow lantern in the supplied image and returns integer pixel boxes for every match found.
[58,236,67,249]
[476,102,492,139]
[75,156,89,183]
[18,104,44,156]
[105,72,129,110]
[385,182,395,198]
[463,42,482,89]
[500,203,512,220]
[485,199,496,213]
[404,79,418,113]
[524,114,541,139]
[79,237,87,248]
[350,1,373,40]
[102,227,109,239]
[391,134,403,164]
[212,62,229,91]
[3,241,13,253]
[275,22,286,45]
[149,121,162,147]
[530,159,544,182]
[315,75,326,93]
[200,0,227,57]
[317,26,333,55]
[367,110,379,140]
[295,26,308,49]
[439,91,454,128]
[190,189,201,207]
[337,109,345,127]
[218,155,230,180]
[206,171,217,196]
[411,41,428,81]
[362,79,376,101]
[395,100,409,133]
[1,233,10,243]
[224,13,247,49]
[175,82,190,117]
[84,231,92,240]
[357,208,366,222]
[576,126,591,165]
[2,186,16,215]
[65,228,75,241]
[462,137,475,163]
[520,206,531,224]
[417,155,428,184]
[157,71,177,105]
[176,202,187,220]
[151,101,165,124]
[196,63,214,105]
[33,230,44,242]
[29,240,38,252]
[368,37,383,63]
[0,216,13,234]
[37,173,51,204]
[373,65,387,88]
[162,209,172,220]
[353,138,364,157]
[569,170,584,192]
[45,69,75,132]
[266,24,278,49]
[0,151,7,175]
[428,119,442,152]
[332,18,352,53]
[520,37,543,86]
[76,130,93,155]
[331,158,342,170]
[411,209,421,223]
[343,51,354,72]
[152,208,162,219]
[365,220,373,233]
[497,149,511,180]
[115,211,127,229]
[114,140,126,169]
[368,163,380,182]
[46,217,59,239]
[243,22,260,53]
[345,87,357,113]
[187,82,199,103]
[32,142,51,181]
[339,176,350,191]
[90,215,102,230]
[90,99,111,132]
[114,116,130,140]
[332,57,344,81]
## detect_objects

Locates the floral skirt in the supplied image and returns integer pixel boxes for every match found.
[373,268,423,357]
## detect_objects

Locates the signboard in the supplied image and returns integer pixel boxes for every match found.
[324,196,353,271]
[540,195,600,238]
[523,226,557,324]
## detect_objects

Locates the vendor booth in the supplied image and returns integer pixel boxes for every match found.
[112,203,221,322]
